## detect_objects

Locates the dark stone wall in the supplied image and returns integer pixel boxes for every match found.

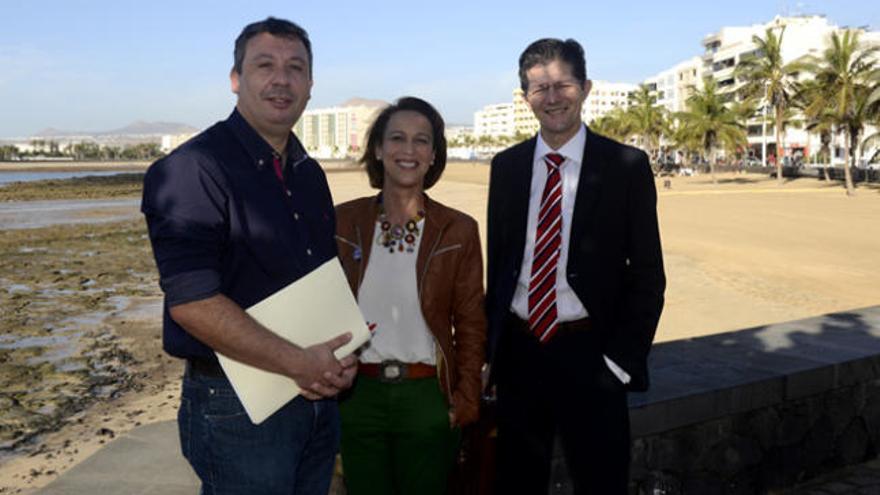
[548,306,880,494]
[630,379,880,494]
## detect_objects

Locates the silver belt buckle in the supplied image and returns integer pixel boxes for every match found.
[379,360,407,383]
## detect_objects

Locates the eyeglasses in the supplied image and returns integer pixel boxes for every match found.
[526,79,582,99]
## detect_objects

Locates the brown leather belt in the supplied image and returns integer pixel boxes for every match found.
[359,360,436,383]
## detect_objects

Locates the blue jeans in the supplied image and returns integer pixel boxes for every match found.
[179,371,340,495]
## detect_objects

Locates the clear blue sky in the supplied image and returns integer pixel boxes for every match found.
[0,0,875,137]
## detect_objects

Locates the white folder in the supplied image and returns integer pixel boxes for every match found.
[216,257,370,424]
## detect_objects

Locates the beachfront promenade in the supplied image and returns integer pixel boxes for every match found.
[3,167,879,493]
[37,305,880,494]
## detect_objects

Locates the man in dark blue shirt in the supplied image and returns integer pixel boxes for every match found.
[141,17,356,495]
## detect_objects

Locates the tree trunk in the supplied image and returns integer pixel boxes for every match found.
[844,130,855,195]
[709,147,717,184]
[851,131,868,185]
[775,105,784,185]
[821,145,831,181]
[858,139,869,184]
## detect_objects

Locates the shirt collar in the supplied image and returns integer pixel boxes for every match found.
[534,123,587,164]
[225,107,308,167]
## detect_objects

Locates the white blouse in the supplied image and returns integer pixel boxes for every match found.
[357,219,436,365]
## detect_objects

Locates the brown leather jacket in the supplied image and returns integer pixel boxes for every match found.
[335,194,487,426]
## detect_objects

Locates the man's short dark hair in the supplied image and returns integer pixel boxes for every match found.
[518,38,587,92]
[361,97,448,191]
[234,17,313,76]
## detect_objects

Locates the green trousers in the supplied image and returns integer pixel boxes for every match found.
[340,375,460,495]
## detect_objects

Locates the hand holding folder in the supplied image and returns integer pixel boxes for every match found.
[292,332,359,400]
[216,258,371,424]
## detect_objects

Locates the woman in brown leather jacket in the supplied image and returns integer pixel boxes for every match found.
[335,96,487,495]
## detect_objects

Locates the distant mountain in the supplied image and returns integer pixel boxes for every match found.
[340,97,387,108]
[33,121,198,138]
[105,121,199,136]
[32,127,87,138]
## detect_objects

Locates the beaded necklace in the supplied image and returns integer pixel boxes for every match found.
[377,205,425,253]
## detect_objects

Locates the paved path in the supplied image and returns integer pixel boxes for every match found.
[35,420,880,494]
[36,421,198,495]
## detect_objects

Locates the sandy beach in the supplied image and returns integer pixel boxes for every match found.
[0,163,878,493]
[329,164,880,343]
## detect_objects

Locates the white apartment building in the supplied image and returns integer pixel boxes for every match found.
[445,125,474,143]
[584,80,638,124]
[446,125,476,159]
[700,15,848,162]
[488,81,637,139]
[513,89,538,137]
[474,102,515,138]
[643,57,704,114]
[294,98,386,158]
[160,133,196,153]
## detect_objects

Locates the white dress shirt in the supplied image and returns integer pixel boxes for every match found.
[511,124,630,384]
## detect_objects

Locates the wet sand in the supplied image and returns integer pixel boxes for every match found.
[0,162,149,173]
[1,164,879,492]
[0,199,140,230]
[0,216,177,493]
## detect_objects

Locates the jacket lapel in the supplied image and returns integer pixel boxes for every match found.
[415,194,452,296]
[569,126,602,247]
[508,137,536,268]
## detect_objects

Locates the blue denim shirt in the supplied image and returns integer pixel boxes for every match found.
[141,109,337,359]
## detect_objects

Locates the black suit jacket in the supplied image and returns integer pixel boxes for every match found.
[485,126,665,391]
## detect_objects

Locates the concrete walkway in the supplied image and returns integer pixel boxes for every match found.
[36,421,198,495]
[35,419,880,494]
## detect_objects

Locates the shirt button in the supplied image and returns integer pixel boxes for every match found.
[286,190,292,197]
[258,159,264,166]
[306,248,312,256]
[293,212,299,220]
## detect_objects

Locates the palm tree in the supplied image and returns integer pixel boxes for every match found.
[676,77,748,183]
[800,29,879,195]
[735,26,802,185]
[842,87,880,183]
[730,98,758,168]
[0,145,20,161]
[795,78,840,181]
[670,119,703,171]
[809,116,838,181]
[590,107,632,143]
[861,85,880,168]
[625,84,668,164]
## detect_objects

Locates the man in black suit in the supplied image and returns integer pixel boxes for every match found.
[486,38,665,494]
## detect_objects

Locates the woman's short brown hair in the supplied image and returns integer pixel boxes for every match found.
[361,96,447,190]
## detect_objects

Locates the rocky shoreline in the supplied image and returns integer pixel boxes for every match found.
[0,175,179,493]
[0,173,145,202]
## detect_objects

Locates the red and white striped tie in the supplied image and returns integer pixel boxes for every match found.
[528,152,564,343]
